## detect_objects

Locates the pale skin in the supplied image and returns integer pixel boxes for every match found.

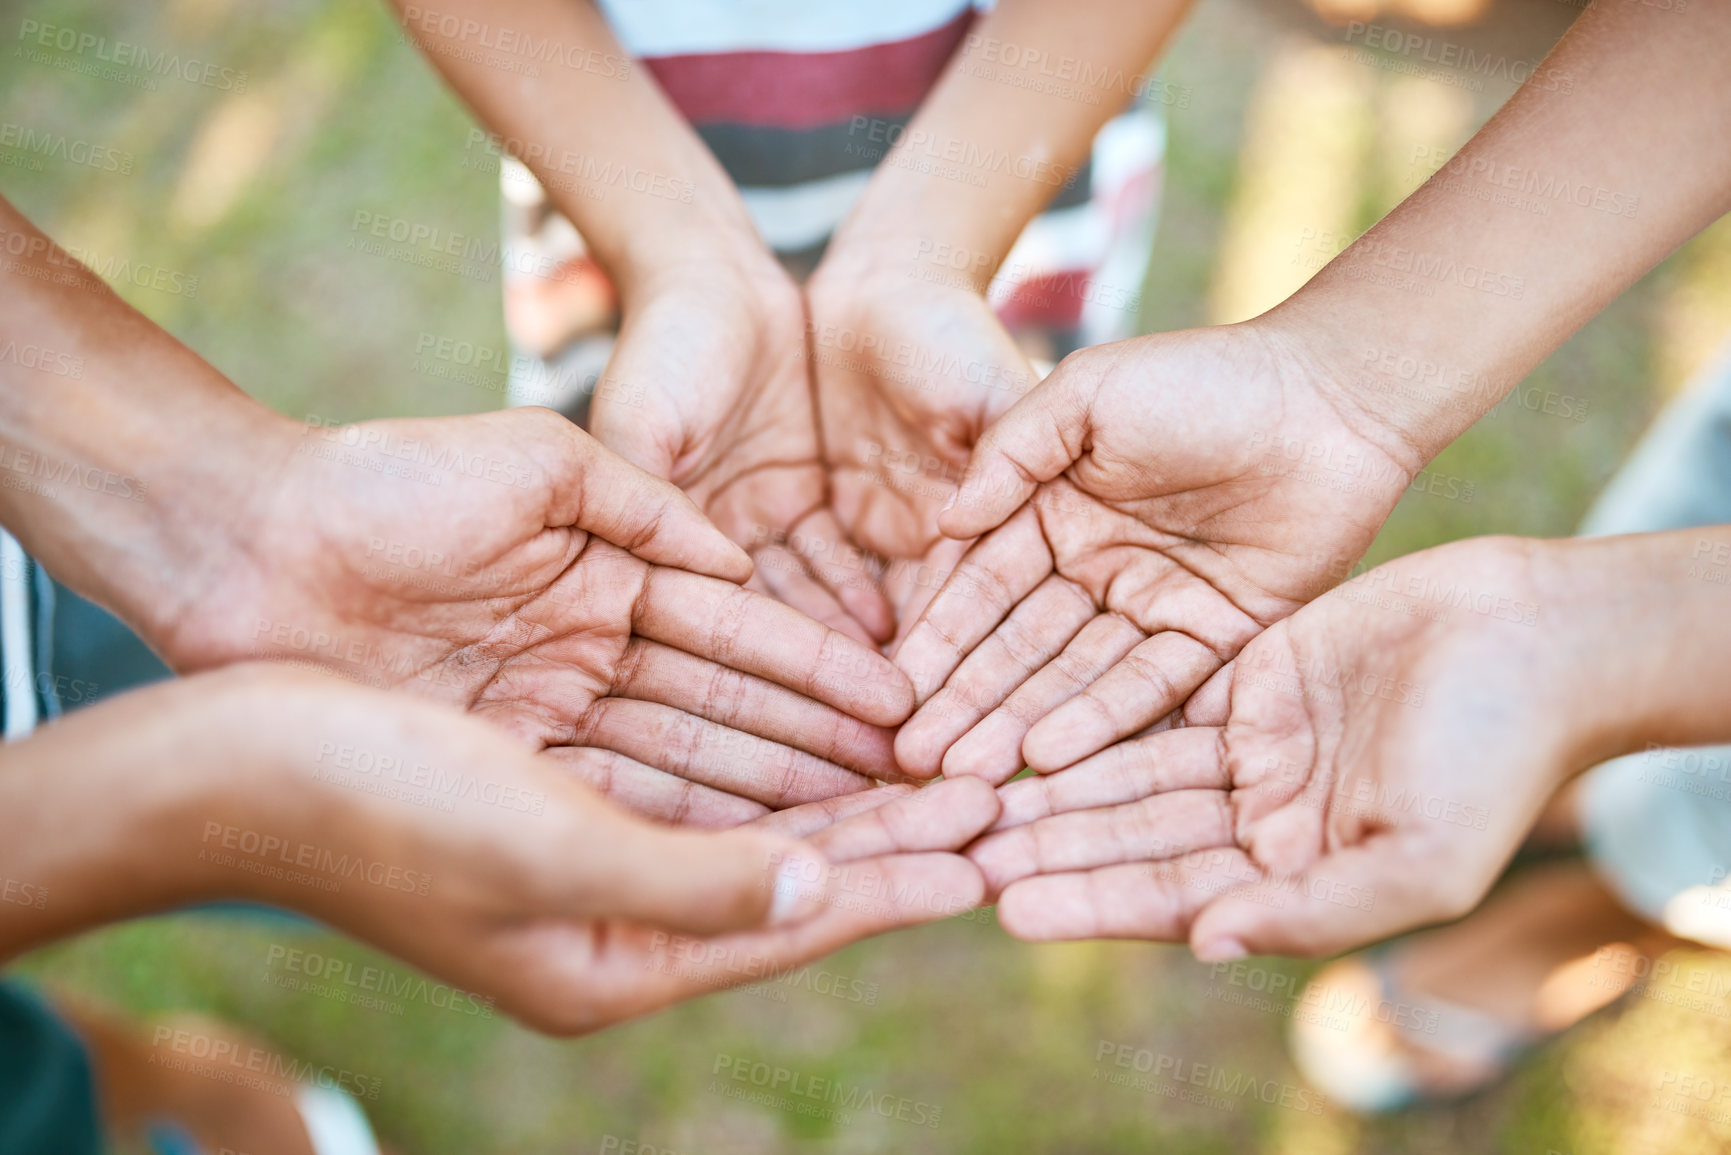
[0,664,1000,1035]
[0,198,916,826]
[899,0,1731,782]
[967,529,1731,960]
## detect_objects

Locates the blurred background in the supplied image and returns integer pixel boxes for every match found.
[6,0,1731,1151]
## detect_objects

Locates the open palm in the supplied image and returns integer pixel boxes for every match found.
[159,406,914,826]
[893,323,1420,783]
[965,536,1570,959]
[806,265,1035,636]
[151,668,1000,1038]
[590,259,895,645]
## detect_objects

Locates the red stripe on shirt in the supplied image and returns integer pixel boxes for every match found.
[995,271,1091,330]
[642,9,976,131]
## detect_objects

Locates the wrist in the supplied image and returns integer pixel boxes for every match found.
[0,672,292,958]
[1251,303,1475,478]
[820,214,1000,299]
[85,400,304,669]
[596,188,773,304]
[626,231,789,302]
[0,208,306,665]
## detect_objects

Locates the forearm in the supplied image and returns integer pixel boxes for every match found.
[1539,527,1731,771]
[1270,0,1731,464]
[390,0,769,293]
[0,675,293,962]
[826,0,1192,285]
[0,198,296,651]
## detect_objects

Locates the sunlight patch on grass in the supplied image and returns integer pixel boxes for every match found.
[1207,39,1373,325]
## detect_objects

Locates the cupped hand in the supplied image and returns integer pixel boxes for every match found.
[805,259,1036,636]
[588,253,895,645]
[179,667,999,1036]
[893,322,1423,784]
[161,406,913,825]
[963,536,1574,959]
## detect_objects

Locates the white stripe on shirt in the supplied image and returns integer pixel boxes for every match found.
[597,0,977,58]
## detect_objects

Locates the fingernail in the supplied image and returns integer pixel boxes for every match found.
[1194,937,1248,963]
[941,489,957,514]
[769,851,830,927]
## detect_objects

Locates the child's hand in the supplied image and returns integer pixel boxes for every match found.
[805,256,1035,637]
[588,250,896,647]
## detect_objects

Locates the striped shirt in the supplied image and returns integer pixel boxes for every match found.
[502,0,1164,407]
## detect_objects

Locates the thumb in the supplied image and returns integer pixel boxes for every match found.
[580,820,834,937]
[938,356,1097,539]
[555,423,752,583]
[587,379,682,480]
[1188,840,1465,962]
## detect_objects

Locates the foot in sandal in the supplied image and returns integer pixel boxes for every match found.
[1290,860,1682,1112]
